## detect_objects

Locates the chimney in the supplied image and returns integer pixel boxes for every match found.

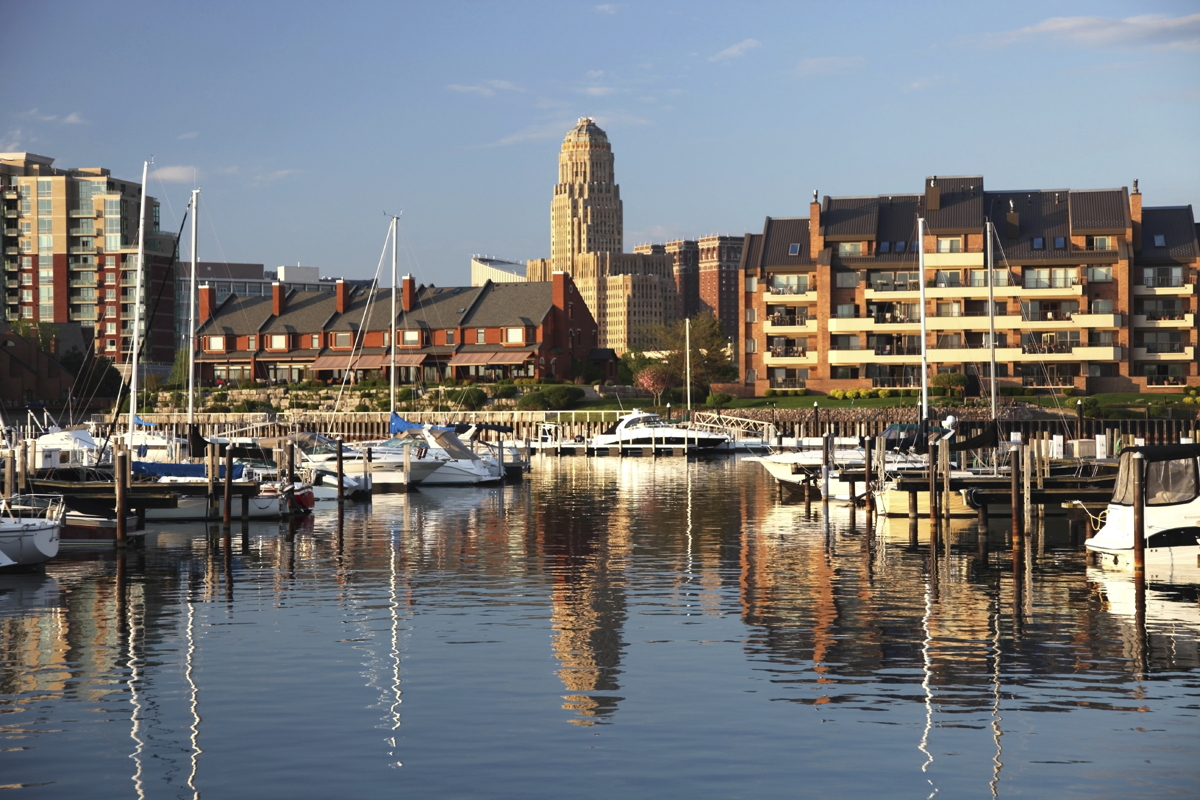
[335,279,349,314]
[809,194,823,259]
[926,177,941,211]
[198,284,216,325]
[552,271,567,309]
[1129,181,1143,252]
[1005,198,1020,239]
[272,281,285,316]
[402,274,415,312]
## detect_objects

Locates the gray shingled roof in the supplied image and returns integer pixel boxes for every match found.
[760,218,812,266]
[923,175,984,233]
[262,290,337,334]
[196,294,274,337]
[1140,206,1198,262]
[398,285,484,330]
[1070,189,1128,234]
[821,197,879,241]
[984,190,1072,261]
[462,282,552,327]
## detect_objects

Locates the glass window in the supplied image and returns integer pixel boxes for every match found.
[476,328,486,344]
[20,307,33,319]
[878,241,890,254]
[745,307,756,323]
[20,273,31,286]
[837,242,862,257]
[105,289,115,300]
[208,335,225,350]
[269,334,287,350]
[1086,265,1112,283]
[21,289,32,302]
[105,323,116,334]
[787,243,801,256]
[1054,237,1066,249]
[505,327,524,344]
[835,304,856,318]
[37,179,51,197]
[934,270,961,287]
[745,337,756,353]
[37,218,52,233]
[310,334,319,348]
[403,330,420,345]
[895,241,906,253]
[37,235,53,254]
[835,270,858,288]
[247,335,257,350]
[1092,299,1114,314]
[37,199,52,216]
[334,332,352,348]
[745,276,758,293]
[1153,234,1166,247]
[936,237,962,253]
[1088,235,1111,251]
[445,330,455,345]
[1032,237,1044,250]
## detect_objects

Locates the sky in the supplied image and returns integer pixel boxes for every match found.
[4,1,1198,285]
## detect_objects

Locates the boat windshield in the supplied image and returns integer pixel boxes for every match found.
[1111,452,1199,506]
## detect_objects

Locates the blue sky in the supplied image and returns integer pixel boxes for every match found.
[5,1,1198,285]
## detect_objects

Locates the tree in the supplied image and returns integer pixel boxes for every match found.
[618,349,653,385]
[931,371,968,397]
[640,312,736,396]
[635,364,674,407]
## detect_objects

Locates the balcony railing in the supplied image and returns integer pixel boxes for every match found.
[69,208,98,217]
[1024,278,1080,289]
[68,278,97,287]
[1145,376,1187,386]
[1138,342,1185,354]
[830,343,862,351]
[768,313,809,326]
[2,228,17,237]
[68,227,96,236]
[768,379,807,389]
[69,245,100,254]
[873,345,923,356]
[870,280,922,292]
[927,278,963,288]
[769,346,808,358]
[1021,343,1076,354]
[1023,311,1074,321]
[768,284,810,295]
[1141,276,1185,288]
[872,313,920,324]
[871,377,920,388]
[1022,376,1076,387]
[1139,311,1186,321]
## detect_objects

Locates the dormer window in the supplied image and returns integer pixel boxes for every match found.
[332,332,352,348]
[445,330,455,345]
[787,243,801,256]
[1032,237,1045,250]
[207,335,225,351]
[505,327,525,344]
[895,241,906,253]
[879,241,890,253]
[1054,237,1066,249]
[1087,236,1112,251]
[246,335,256,350]
[402,329,421,346]
[936,237,962,253]
[268,334,288,351]
[837,242,863,257]
[1154,234,1166,247]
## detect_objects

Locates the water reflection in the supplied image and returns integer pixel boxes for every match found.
[0,457,1195,797]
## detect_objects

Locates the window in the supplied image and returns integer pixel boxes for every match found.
[1091,299,1114,314]
[208,335,225,351]
[505,327,524,344]
[745,338,756,353]
[333,332,352,348]
[1093,330,1115,345]
[878,241,890,254]
[831,335,860,350]
[895,241,906,253]
[1088,363,1118,377]
[78,287,95,301]
[934,270,961,287]
[247,335,257,350]
[1032,237,1045,250]
[20,290,32,303]
[105,338,116,351]
[20,273,31,286]
[835,304,857,319]
[403,330,420,346]
[837,242,862,257]
[745,307,756,323]
[1024,268,1050,289]
[38,218,52,233]
[745,276,758,293]
[37,179,51,197]
[936,333,962,348]
[1143,266,1183,288]
[445,330,455,345]
[1153,234,1166,248]
[476,328,486,344]
[310,334,319,348]
[936,237,962,253]
[106,306,115,318]
[833,367,859,380]
[1054,237,1066,249]
[835,270,858,288]
[787,243,801,256]
[1086,265,1112,283]
[1087,236,1112,251]
[37,199,51,217]
[38,235,52,254]
[105,323,116,334]
[744,368,757,385]
[269,334,288,350]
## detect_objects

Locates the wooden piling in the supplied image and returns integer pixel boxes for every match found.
[114,447,128,546]
[335,436,345,505]
[222,444,233,526]
[206,443,217,516]
[1010,444,1022,540]
[863,436,874,516]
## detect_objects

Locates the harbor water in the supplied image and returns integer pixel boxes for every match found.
[1,457,1196,797]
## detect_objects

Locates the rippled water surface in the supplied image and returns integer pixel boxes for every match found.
[1,457,1197,798]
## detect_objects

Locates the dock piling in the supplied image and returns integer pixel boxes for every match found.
[335,436,345,505]
[222,445,233,526]
[1132,452,1145,574]
[114,447,128,546]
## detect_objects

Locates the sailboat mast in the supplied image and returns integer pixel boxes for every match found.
[390,215,398,415]
[188,188,199,432]
[986,220,998,424]
[685,317,692,415]
[917,217,929,422]
[129,160,149,442]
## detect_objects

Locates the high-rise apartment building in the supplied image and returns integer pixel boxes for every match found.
[0,152,178,366]
[528,119,677,355]
[738,177,1198,396]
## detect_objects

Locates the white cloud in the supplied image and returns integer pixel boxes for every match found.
[61,112,87,125]
[586,70,606,79]
[447,80,524,97]
[991,14,1200,51]
[709,38,762,62]
[594,4,620,14]
[0,129,26,151]
[149,166,198,183]
[794,56,866,77]
[17,108,58,122]
[484,79,523,92]
[251,169,298,187]
[177,131,200,140]
[581,87,615,96]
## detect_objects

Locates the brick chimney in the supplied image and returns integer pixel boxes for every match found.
[809,191,823,259]
[198,284,216,325]
[335,279,349,314]
[402,274,415,312]
[552,271,567,309]
[272,281,285,316]
[1129,180,1143,252]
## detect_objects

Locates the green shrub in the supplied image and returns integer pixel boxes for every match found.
[1023,388,1035,396]
[1061,386,1076,397]
[207,404,231,413]
[498,378,515,386]
[212,391,228,403]
[543,385,585,410]
[796,388,807,396]
[517,391,549,410]
[396,387,413,402]
[493,384,520,400]
[829,389,845,400]
[1182,396,1196,405]
[448,386,488,410]
[706,392,733,409]
[354,403,370,412]
[877,388,892,399]
[764,389,777,397]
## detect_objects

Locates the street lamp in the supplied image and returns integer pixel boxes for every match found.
[666,403,671,421]
[813,401,820,438]
[1076,398,1083,441]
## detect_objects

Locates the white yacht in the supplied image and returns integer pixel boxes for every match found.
[589,410,727,451]
[0,495,65,568]
[368,427,503,486]
[1086,443,1200,581]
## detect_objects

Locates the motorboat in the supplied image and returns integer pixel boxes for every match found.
[1085,443,1200,581]
[0,495,65,568]
[589,410,727,451]
[276,432,448,490]
[368,427,503,486]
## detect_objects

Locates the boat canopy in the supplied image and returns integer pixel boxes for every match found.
[132,461,244,480]
[1110,444,1200,507]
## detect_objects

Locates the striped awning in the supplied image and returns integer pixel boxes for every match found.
[448,350,534,367]
[309,353,361,371]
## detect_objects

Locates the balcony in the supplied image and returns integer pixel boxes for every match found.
[768,379,807,390]
[1145,376,1190,387]
[3,209,17,218]
[1072,312,1123,328]
[870,279,923,293]
[1134,345,1194,361]
[1135,281,1194,296]
[871,313,922,325]
[871,377,921,388]
[1022,375,1077,388]
[871,345,923,357]
[1134,313,1193,328]
[69,245,100,254]
[69,208,97,218]
[1142,276,1185,288]
[69,310,98,322]
[68,278,97,287]
[4,280,16,289]
[3,228,17,237]
[4,246,18,255]
[68,227,96,237]
[763,313,816,333]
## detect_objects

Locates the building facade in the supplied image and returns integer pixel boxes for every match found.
[470,256,526,286]
[528,119,677,355]
[0,152,177,366]
[739,177,1199,396]
[195,272,611,385]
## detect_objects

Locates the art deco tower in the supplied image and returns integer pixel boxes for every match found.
[551,118,623,273]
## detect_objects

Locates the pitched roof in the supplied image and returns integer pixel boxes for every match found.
[923,175,984,233]
[1069,189,1128,234]
[262,289,336,334]
[462,282,553,328]
[1140,206,1198,262]
[821,197,878,241]
[983,189,1072,261]
[196,294,274,337]
[399,285,485,330]
[759,217,812,266]
[738,232,763,272]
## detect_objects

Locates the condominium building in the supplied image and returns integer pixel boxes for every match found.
[527,119,677,355]
[0,152,178,366]
[739,177,1198,396]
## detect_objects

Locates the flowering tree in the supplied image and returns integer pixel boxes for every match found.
[636,364,675,407]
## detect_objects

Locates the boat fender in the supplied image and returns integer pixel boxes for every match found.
[965,487,986,510]
[574,435,584,443]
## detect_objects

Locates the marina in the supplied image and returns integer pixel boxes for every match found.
[0,456,1196,797]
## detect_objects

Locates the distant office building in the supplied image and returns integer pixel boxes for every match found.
[638,235,744,345]
[471,256,526,286]
[0,152,177,366]
[528,119,677,355]
[174,262,335,342]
